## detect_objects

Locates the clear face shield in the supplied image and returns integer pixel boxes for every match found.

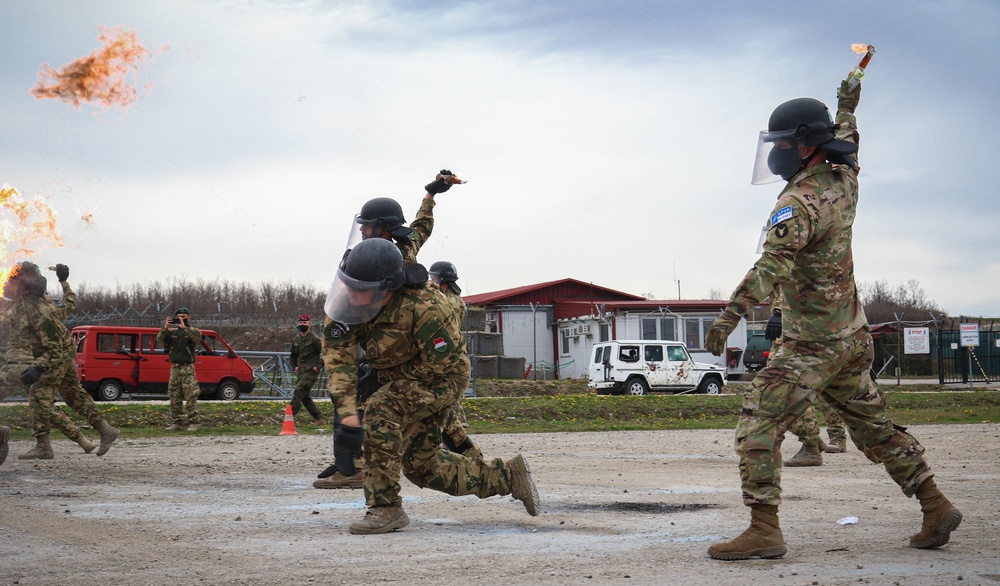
[344,214,370,251]
[324,267,391,325]
[751,129,801,185]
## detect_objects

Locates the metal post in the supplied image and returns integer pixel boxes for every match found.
[894,313,903,385]
[530,302,539,380]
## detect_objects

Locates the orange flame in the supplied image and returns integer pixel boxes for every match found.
[0,184,64,296]
[30,26,155,112]
[851,44,870,54]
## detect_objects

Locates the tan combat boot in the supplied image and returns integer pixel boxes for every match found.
[824,438,847,453]
[312,470,364,489]
[507,454,540,516]
[708,504,787,560]
[910,478,962,549]
[19,433,54,460]
[784,443,822,467]
[0,425,10,466]
[348,505,410,535]
[94,419,120,456]
[68,430,97,454]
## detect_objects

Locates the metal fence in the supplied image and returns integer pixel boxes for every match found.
[874,329,999,385]
[240,351,329,399]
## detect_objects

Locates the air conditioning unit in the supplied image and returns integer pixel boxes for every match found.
[485,311,497,323]
[579,324,592,335]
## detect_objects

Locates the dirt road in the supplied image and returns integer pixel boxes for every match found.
[1,424,998,585]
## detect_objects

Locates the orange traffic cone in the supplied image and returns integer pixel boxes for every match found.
[279,404,298,436]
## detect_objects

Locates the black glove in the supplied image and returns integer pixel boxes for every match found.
[424,169,455,194]
[764,309,782,341]
[356,361,381,403]
[333,423,364,477]
[20,365,43,385]
[55,264,69,282]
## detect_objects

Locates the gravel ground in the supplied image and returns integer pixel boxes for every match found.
[1,424,998,585]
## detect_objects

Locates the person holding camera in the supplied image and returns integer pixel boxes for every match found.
[157,308,202,431]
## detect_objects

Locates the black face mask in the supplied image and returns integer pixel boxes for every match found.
[297,325,309,332]
[767,146,802,181]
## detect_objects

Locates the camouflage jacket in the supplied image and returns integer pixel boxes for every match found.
[7,281,77,382]
[321,284,468,416]
[726,105,868,342]
[289,330,322,368]
[442,289,466,320]
[156,324,202,364]
[397,197,434,265]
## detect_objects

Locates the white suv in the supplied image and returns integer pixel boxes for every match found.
[588,340,727,395]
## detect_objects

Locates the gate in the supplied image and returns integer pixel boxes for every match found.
[938,329,1000,384]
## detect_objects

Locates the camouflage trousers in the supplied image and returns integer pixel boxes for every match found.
[0,363,26,403]
[168,364,200,425]
[788,398,847,447]
[362,371,512,508]
[9,362,105,440]
[291,367,323,420]
[735,327,932,506]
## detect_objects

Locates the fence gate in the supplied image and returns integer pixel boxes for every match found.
[938,329,1000,385]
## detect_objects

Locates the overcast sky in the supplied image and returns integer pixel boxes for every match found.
[1,0,997,318]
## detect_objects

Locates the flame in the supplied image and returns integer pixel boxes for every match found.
[30,26,156,112]
[0,184,64,296]
[851,44,870,54]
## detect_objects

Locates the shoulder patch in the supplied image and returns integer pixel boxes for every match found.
[774,223,789,238]
[323,320,351,341]
[770,205,793,226]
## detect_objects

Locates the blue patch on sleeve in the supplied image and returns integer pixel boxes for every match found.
[770,205,793,226]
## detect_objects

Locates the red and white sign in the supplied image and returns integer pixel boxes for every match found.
[904,327,930,354]
[960,323,980,347]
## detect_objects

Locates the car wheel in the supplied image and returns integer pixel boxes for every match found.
[98,380,124,401]
[625,377,649,396]
[698,377,723,395]
[215,380,241,401]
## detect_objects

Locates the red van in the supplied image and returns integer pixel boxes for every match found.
[71,325,255,401]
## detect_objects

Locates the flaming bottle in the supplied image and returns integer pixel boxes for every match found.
[847,44,876,91]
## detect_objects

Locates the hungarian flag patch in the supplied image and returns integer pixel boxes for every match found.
[433,337,448,352]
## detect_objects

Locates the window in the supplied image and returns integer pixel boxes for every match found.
[667,345,689,362]
[76,333,87,354]
[660,318,676,340]
[641,318,657,340]
[685,316,720,349]
[561,330,570,355]
[141,334,158,354]
[119,334,138,353]
[599,323,609,342]
[619,346,640,362]
[97,333,116,353]
[644,345,664,362]
[200,335,225,355]
[593,347,604,364]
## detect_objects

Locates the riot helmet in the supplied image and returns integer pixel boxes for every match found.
[751,97,858,184]
[324,238,405,324]
[428,260,461,294]
[347,197,415,249]
[4,261,47,299]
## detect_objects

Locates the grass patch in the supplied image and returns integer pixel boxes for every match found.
[1,387,998,439]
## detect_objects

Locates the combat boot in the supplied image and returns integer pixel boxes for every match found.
[19,433,54,460]
[507,454,540,516]
[312,470,364,489]
[784,443,822,467]
[68,430,97,454]
[348,505,410,535]
[708,504,786,560]
[910,478,962,549]
[187,424,200,432]
[824,438,847,453]
[165,423,183,431]
[94,419,120,456]
[0,425,10,466]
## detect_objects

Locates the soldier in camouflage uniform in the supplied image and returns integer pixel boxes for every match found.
[156,307,202,431]
[289,313,325,424]
[323,239,538,534]
[314,170,481,489]
[704,78,960,560]
[5,262,119,459]
[428,261,481,460]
